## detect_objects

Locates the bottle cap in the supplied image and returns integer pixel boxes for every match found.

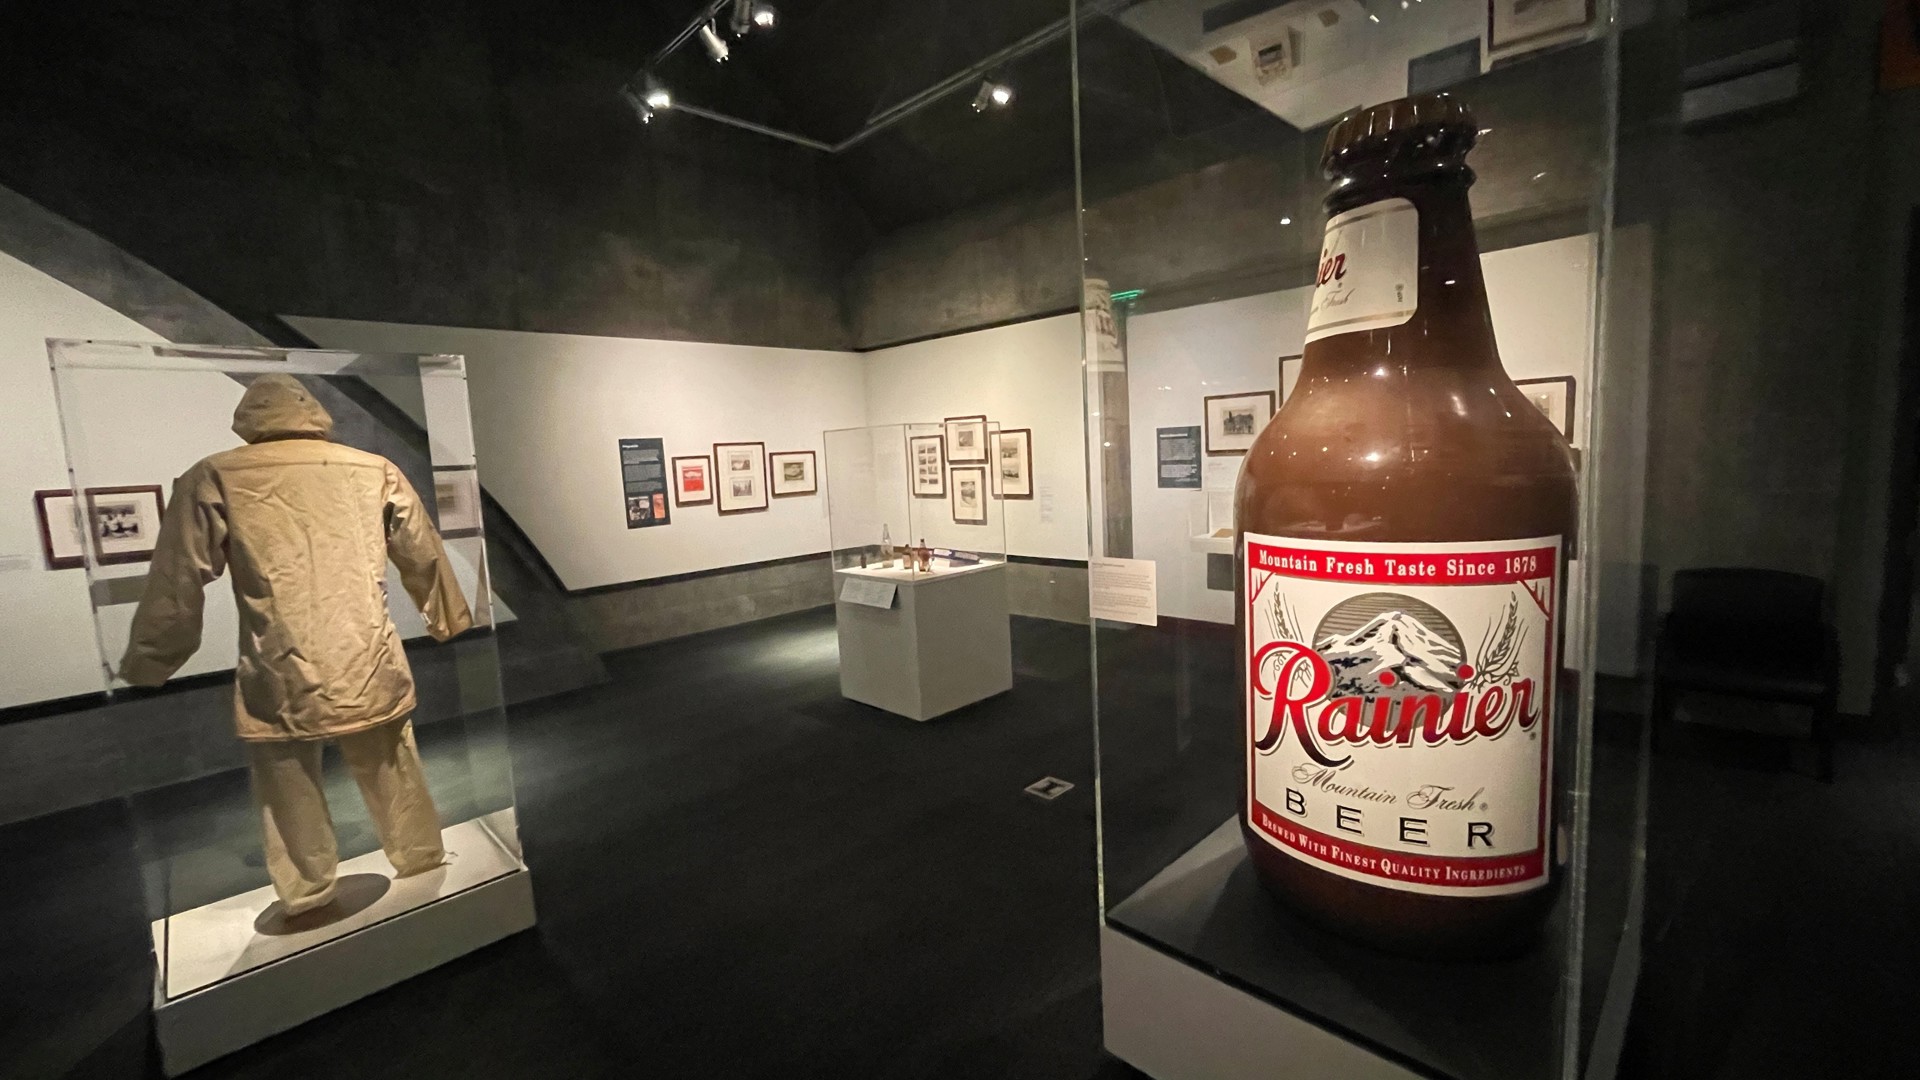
[1321,93,1478,184]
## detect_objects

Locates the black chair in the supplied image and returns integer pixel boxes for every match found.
[1651,568,1838,781]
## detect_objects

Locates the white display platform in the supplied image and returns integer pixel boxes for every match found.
[1187,532,1233,555]
[837,560,1001,582]
[151,813,535,1075]
[1101,822,1421,1080]
[834,560,1012,721]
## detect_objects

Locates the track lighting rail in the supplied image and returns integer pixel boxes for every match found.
[633,2,1124,154]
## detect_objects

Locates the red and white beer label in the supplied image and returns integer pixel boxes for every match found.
[1243,532,1560,896]
[1304,197,1419,344]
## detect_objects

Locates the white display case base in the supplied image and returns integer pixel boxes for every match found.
[835,561,1012,721]
[150,814,535,1076]
[1101,820,1424,1080]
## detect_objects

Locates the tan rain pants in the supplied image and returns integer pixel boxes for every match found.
[247,717,446,915]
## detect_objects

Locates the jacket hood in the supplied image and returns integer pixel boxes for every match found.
[233,374,334,443]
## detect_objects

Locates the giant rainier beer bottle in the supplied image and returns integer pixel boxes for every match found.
[1237,95,1576,959]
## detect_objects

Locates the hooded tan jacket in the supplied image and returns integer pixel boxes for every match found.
[120,375,474,742]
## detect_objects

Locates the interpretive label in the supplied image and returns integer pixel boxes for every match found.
[839,577,898,610]
[1090,556,1158,627]
[618,437,670,529]
[1243,532,1560,896]
[1156,426,1203,489]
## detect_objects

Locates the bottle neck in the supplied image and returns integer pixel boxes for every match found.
[1306,176,1501,373]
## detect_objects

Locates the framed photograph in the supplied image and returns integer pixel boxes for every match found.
[769,450,818,497]
[1276,354,1302,404]
[712,441,769,515]
[944,415,989,464]
[1488,0,1593,54]
[672,455,712,507]
[84,485,167,565]
[950,466,988,526]
[993,428,1034,499]
[33,490,85,570]
[1203,391,1276,456]
[432,467,482,537]
[909,434,946,498]
[1515,375,1577,439]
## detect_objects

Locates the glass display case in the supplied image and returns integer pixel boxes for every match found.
[46,340,533,1075]
[823,422,1012,721]
[1075,2,1649,1078]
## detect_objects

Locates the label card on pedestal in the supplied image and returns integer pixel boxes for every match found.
[839,577,898,609]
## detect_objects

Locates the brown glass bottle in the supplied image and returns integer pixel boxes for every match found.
[1235,95,1577,960]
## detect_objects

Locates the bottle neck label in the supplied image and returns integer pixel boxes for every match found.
[1304,197,1420,345]
[1243,531,1559,896]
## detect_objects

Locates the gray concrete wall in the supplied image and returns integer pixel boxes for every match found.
[0,3,870,351]
[849,44,1606,349]
[1642,2,1894,712]
[567,556,836,655]
[569,556,1090,655]
[1007,561,1089,625]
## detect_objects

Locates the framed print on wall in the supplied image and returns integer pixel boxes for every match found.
[33,489,85,570]
[672,455,712,507]
[769,451,818,497]
[1515,375,1577,439]
[944,415,989,463]
[909,434,946,498]
[1276,354,1302,404]
[950,466,988,525]
[713,441,769,515]
[432,467,483,537]
[84,485,167,565]
[993,428,1034,500]
[1203,391,1276,456]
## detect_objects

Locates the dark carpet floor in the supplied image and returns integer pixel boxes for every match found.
[1621,711,1920,1080]
[0,609,1141,1080]
[3,606,1917,1079]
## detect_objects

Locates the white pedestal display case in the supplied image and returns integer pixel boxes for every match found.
[48,341,535,1075]
[1073,5,1651,1078]
[824,422,1011,721]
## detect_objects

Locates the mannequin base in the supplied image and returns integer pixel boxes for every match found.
[150,815,535,1076]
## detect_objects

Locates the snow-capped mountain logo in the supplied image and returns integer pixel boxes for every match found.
[1312,594,1467,697]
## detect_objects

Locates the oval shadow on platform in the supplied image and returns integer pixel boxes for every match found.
[253,873,392,935]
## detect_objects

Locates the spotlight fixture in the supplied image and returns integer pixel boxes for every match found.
[698,21,730,62]
[642,73,672,111]
[620,73,673,125]
[971,79,1014,112]
[620,84,656,125]
[732,0,777,34]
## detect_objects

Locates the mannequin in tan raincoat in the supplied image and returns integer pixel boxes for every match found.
[121,374,474,915]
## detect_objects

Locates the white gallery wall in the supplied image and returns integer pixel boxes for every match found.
[0,268,509,711]
[290,318,870,590]
[1125,287,1312,627]
[0,253,245,709]
[861,314,1088,561]
[293,312,1093,590]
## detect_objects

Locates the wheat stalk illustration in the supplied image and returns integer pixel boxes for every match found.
[1268,589,1305,644]
[1470,591,1527,689]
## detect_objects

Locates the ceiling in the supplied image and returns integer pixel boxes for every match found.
[588,0,1281,233]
